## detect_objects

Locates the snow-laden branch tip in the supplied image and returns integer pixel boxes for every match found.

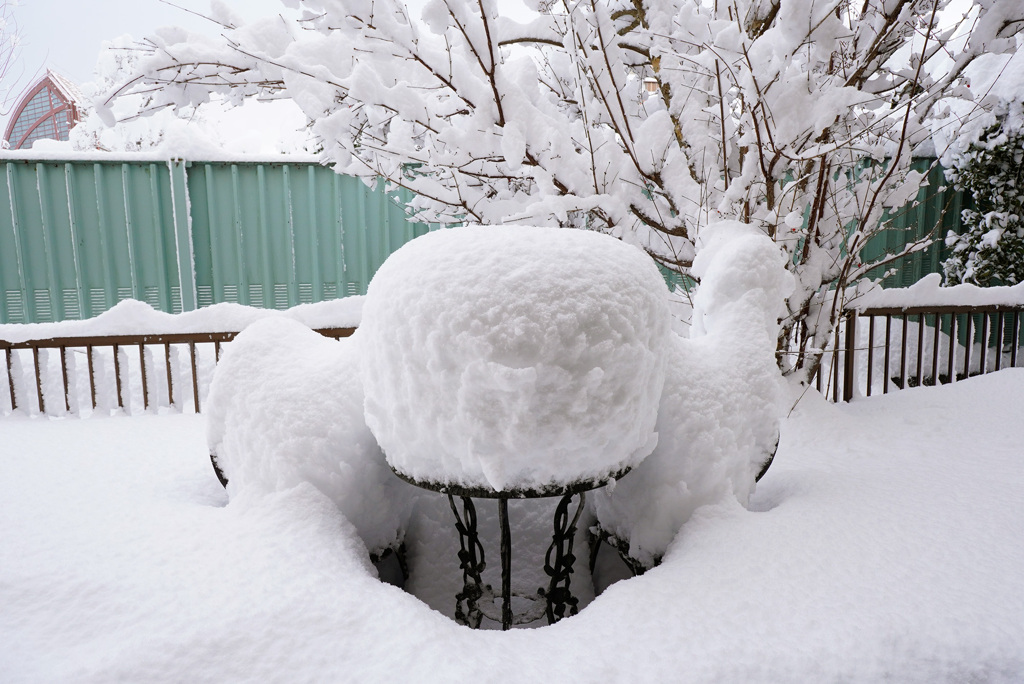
[99,0,1024,383]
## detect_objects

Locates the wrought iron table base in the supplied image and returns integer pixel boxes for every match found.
[447,491,586,630]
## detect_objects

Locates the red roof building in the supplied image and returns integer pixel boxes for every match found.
[4,71,84,149]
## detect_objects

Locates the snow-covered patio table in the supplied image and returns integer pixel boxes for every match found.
[358,225,673,629]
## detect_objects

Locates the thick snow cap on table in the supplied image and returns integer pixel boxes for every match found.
[359,225,672,493]
[205,317,414,556]
[593,221,795,568]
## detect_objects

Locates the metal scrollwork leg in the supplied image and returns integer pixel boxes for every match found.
[543,491,585,624]
[498,496,513,631]
[448,494,486,628]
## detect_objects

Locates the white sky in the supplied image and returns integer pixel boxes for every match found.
[10,0,289,84]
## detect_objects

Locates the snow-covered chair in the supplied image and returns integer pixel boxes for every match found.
[205,317,417,565]
[591,223,795,571]
[356,224,673,626]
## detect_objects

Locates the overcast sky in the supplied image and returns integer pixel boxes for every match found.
[12,0,290,84]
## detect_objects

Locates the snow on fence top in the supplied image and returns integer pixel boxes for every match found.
[358,225,673,493]
[854,273,1024,311]
[0,148,321,165]
[0,298,363,345]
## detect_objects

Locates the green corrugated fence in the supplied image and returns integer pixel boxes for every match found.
[859,159,966,287]
[0,158,430,324]
[1,156,967,325]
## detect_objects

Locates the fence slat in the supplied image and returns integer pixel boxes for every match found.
[834,305,1024,403]
[139,344,149,410]
[165,343,174,407]
[947,315,957,383]
[867,316,875,397]
[31,347,45,413]
[6,348,15,410]
[87,345,96,410]
[1013,312,1020,368]
[915,313,924,385]
[113,343,124,409]
[190,341,200,413]
[832,324,840,403]
[980,313,990,375]
[60,346,70,412]
[899,315,908,389]
[963,315,973,381]
[842,311,856,402]
[883,315,892,395]
[1,327,354,415]
[995,313,1004,372]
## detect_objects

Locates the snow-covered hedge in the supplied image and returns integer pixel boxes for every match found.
[943,100,1024,287]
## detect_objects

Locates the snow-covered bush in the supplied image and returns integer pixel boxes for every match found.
[944,100,1024,287]
[593,223,794,568]
[98,0,1024,385]
[358,225,672,493]
[205,317,416,556]
[71,35,316,154]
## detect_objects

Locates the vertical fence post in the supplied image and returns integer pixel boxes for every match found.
[60,346,70,412]
[915,313,925,384]
[122,164,140,302]
[147,163,172,314]
[93,163,116,311]
[113,344,124,409]
[866,316,875,397]
[256,165,274,308]
[189,342,200,413]
[979,313,990,375]
[63,163,86,320]
[36,163,64,322]
[843,310,857,402]
[5,348,16,411]
[899,315,909,388]
[994,313,1004,371]
[947,314,957,383]
[1012,312,1020,368]
[87,345,97,410]
[230,164,249,306]
[7,164,35,323]
[165,343,174,408]
[283,164,298,307]
[32,347,44,414]
[963,314,974,380]
[883,315,892,394]
[832,324,840,403]
[139,344,149,410]
[168,159,197,312]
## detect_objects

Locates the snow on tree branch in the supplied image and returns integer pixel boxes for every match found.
[101,0,1024,383]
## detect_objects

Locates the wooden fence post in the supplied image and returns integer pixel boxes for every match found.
[843,310,857,402]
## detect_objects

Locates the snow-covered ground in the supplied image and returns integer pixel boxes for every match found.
[2,370,1022,683]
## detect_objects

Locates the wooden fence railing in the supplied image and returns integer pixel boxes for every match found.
[815,305,1024,402]
[6,305,1023,415]
[2,327,355,416]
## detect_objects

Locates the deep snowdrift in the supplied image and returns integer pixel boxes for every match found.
[2,371,1022,683]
